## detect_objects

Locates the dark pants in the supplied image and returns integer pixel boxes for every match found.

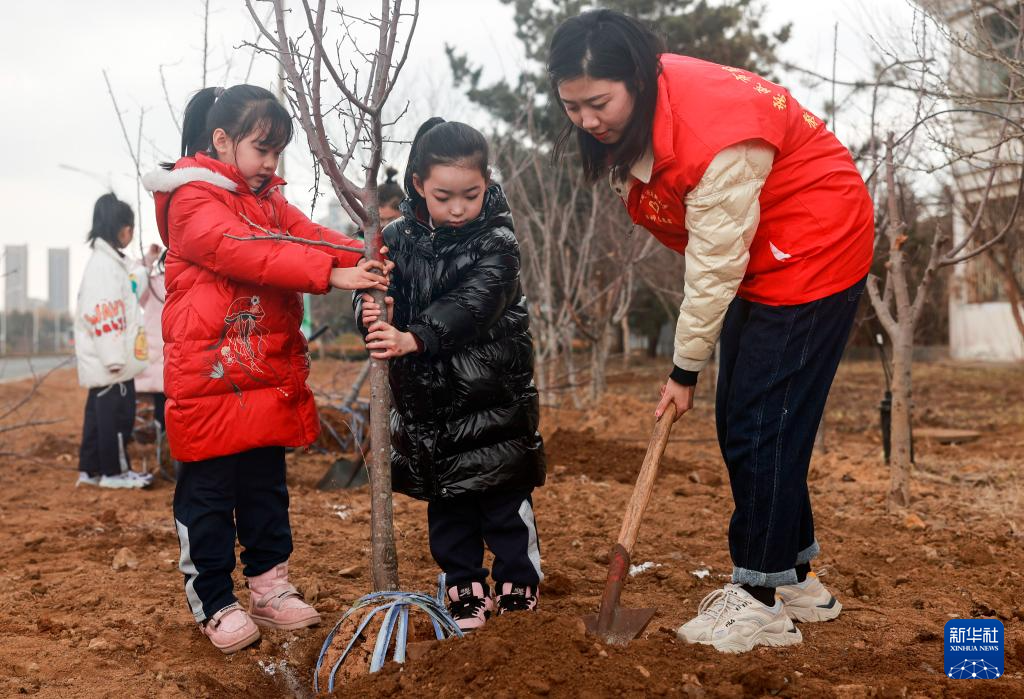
[151,393,166,428]
[717,277,865,587]
[79,380,136,477]
[427,489,542,588]
[172,447,292,623]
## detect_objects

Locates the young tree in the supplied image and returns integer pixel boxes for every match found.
[845,3,1024,508]
[246,0,420,591]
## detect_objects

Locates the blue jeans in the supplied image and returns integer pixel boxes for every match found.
[717,277,865,587]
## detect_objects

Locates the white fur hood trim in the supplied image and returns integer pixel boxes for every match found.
[142,166,238,194]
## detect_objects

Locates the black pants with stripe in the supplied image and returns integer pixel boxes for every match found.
[172,447,292,623]
[427,488,543,588]
[78,380,136,477]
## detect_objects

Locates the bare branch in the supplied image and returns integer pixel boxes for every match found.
[158,63,182,133]
[228,213,365,254]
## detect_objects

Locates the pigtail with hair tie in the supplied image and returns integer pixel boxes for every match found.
[404,116,447,202]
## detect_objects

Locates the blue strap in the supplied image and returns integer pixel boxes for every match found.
[313,589,464,693]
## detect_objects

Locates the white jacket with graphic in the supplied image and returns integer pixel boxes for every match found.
[74,238,149,388]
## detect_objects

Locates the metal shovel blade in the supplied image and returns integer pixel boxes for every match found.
[583,543,657,645]
[582,606,657,646]
[317,457,368,491]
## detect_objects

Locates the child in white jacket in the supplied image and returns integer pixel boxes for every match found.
[74,193,152,489]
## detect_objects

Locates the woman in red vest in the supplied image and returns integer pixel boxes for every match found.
[549,10,873,653]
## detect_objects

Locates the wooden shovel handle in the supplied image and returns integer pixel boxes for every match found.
[617,402,677,553]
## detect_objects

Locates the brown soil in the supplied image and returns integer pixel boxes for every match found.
[0,358,1022,697]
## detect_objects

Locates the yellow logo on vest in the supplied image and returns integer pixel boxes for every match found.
[640,190,678,227]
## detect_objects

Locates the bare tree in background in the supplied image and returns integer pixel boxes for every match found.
[245,0,419,592]
[496,103,658,407]
[869,129,1022,508]
[855,3,1024,509]
[788,3,1024,508]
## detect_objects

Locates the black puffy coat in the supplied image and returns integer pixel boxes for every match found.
[356,184,545,501]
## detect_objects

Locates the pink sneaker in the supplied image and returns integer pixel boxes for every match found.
[246,562,321,631]
[445,581,494,632]
[202,603,261,654]
[494,582,538,614]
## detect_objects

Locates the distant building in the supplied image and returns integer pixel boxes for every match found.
[3,244,28,312]
[48,248,70,314]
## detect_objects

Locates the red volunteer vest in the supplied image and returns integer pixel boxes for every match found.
[625,54,874,305]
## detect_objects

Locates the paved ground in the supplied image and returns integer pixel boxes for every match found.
[0,356,74,384]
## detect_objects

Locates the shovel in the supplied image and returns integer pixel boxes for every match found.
[317,453,369,490]
[584,402,677,645]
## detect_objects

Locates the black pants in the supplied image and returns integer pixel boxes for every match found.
[151,393,166,428]
[717,277,865,587]
[427,489,542,588]
[79,380,136,477]
[172,447,292,623]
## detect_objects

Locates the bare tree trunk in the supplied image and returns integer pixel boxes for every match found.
[589,322,613,402]
[620,315,631,367]
[562,327,582,409]
[887,323,914,507]
[866,135,916,510]
[534,348,548,398]
[541,331,560,406]
[246,0,419,592]
[343,360,372,405]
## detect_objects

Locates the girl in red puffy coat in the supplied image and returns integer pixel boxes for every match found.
[143,85,390,654]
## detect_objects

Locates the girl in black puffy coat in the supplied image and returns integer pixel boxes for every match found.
[357,117,545,632]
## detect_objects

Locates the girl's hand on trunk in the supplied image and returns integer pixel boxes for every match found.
[360,294,394,326]
[365,321,418,359]
[331,259,388,291]
[376,245,395,277]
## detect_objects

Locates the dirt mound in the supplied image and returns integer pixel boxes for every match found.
[545,427,720,485]
[337,611,867,698]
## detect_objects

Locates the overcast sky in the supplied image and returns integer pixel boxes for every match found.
[1,0,919,310]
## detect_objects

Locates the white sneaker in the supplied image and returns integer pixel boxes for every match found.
[676,584,802,653]
[129,470,155,485]
[76,472,101,487]
[777,572,842,622]
[99,472,152,489]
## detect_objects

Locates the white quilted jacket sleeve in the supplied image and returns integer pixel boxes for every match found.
[673,139,775,375]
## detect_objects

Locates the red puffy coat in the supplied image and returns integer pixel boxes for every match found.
[143,153,362,462]
[624,55,874,305]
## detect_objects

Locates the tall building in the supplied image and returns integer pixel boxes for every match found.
[3,244,28,312]
[48,248,70,313]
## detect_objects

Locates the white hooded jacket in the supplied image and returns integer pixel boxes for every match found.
[74,238,149,388]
